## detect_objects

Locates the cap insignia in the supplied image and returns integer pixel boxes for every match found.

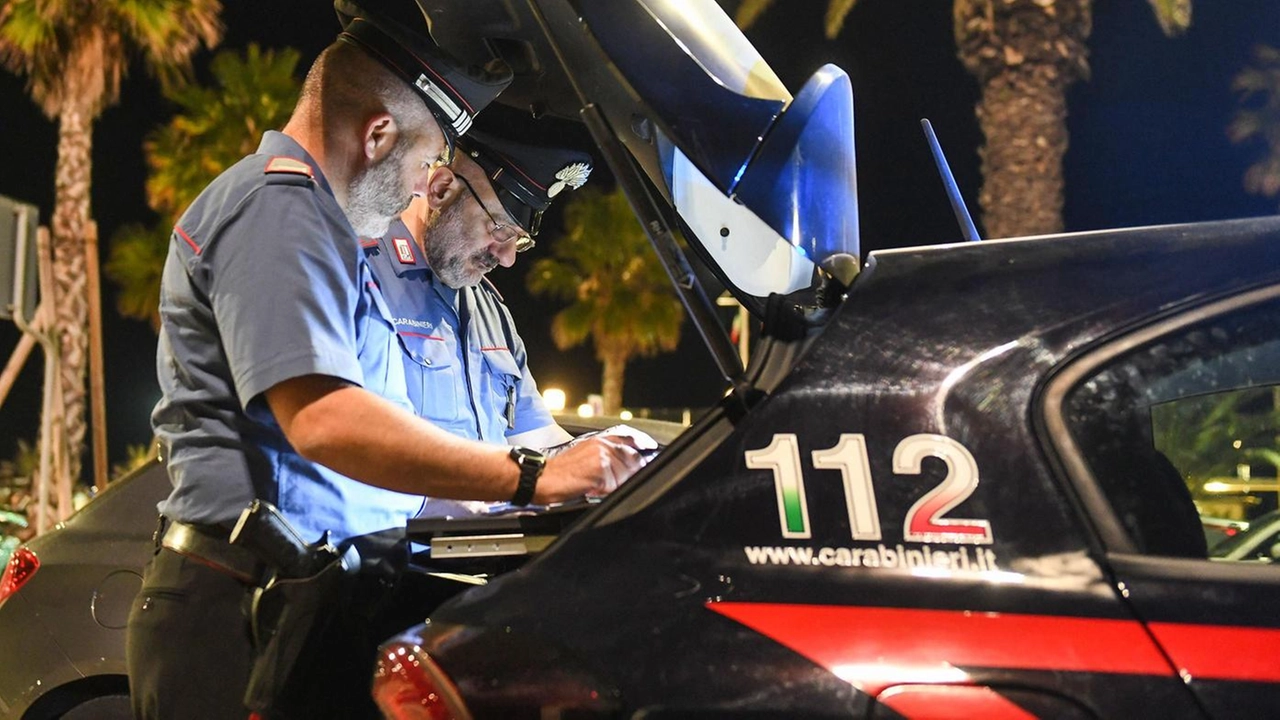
[547,162,592,197]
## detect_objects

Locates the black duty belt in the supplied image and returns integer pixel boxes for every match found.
[161,520,263,584]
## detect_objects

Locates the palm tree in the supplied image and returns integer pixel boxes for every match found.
[1228,45,1280,203]
[734,0,857,40]
[0,0,222,480]
[107,44,302,330]
[953,0,1190,238]
[727,0,1191,238]
[526,187,685,415]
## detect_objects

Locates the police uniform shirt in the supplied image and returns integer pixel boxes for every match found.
[151,130,425,544]
[363,222,556,446]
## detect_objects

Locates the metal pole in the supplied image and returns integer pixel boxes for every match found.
[4,203,39,410]
[85,221,107,491]
[36,339,55,533]
[34,227,57,534]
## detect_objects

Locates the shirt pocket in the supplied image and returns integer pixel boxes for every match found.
[398,332,461,424]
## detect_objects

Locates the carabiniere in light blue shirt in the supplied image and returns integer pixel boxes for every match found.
[362,220,557,447]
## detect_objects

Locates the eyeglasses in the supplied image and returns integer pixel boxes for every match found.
[456,175,535,253]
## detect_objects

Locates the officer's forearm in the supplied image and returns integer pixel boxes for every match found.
[266,375,521,500]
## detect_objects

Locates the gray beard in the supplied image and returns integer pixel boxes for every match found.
[346,145,412,238]
[426,200,496,289]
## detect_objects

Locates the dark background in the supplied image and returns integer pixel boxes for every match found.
[1,0,1278,478]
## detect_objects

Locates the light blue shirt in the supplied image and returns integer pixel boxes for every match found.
[363,222,556,445]
[152,131,424,544]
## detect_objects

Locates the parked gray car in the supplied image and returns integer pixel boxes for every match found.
[0,460,167,719]
[1215,509,1280,563]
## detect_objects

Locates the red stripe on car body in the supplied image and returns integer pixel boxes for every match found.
[708,603,1172,694]
[710,603,1280,691]
[1147,622,1280,683]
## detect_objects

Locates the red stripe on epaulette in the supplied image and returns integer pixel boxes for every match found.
[359,239,379,248]
[175,225,200,255]
[480,346,510,352]
[264,156,314,178]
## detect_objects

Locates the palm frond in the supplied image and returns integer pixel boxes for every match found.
[105,220,170,330]
[1146,0,1191,38]
[824,0,857,40]
[1231,45,1280,204]
[528,186,685,408]
[733,0,775,31]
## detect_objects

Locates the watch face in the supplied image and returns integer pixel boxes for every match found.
[511,446,547,466]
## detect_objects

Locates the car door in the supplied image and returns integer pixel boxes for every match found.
[1048,285,1280,717]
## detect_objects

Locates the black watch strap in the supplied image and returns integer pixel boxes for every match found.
[509,446,546,506]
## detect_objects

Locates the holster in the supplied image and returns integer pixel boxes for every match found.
[243,555,356,713]
[228,500,360,715]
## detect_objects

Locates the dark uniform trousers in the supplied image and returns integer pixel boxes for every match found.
[127,547,257,719]
[126,529,432,719]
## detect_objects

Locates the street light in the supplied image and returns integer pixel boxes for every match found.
[543,387,566,412]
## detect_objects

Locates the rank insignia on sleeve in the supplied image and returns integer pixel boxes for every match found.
[393,237,416,264]
[264,156,314,178]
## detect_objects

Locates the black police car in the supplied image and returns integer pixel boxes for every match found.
[369,1,1280,717]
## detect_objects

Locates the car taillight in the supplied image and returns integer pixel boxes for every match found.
[372,641,471,720]
[0,547,39,603]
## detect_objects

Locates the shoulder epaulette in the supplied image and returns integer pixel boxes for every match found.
[264,156,315,178]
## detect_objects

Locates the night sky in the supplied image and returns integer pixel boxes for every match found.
[1,0,1278,476]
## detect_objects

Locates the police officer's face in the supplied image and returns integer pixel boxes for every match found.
[425,167,521,289]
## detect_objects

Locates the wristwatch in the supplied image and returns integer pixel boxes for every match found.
[508,446,547,506]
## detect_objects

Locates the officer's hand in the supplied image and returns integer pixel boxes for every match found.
[544,424,659,460]
[536,434,645,504]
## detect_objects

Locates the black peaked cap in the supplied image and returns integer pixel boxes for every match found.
[458,129,593,236]
[334,0,511,140]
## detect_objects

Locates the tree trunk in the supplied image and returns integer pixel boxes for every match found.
[973,67,1070,237]
[954,0,1092,238]
[52,101,93,483]
[600,346,627,417]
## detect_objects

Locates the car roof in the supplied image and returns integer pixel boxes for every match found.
[851,216,1280,356]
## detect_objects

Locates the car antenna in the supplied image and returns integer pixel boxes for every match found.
[921,118,981,242]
